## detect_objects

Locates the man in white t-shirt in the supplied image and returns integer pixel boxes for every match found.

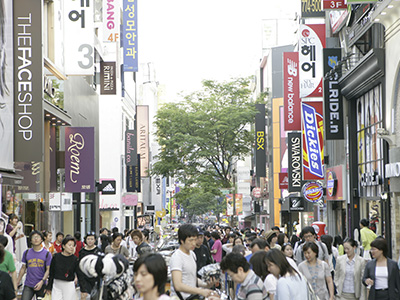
[170,224,215,299]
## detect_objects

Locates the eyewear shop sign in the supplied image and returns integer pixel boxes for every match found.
[65,127,95,193]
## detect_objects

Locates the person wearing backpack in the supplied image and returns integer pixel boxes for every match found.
[295,226,329,265]
[17,230,52,300]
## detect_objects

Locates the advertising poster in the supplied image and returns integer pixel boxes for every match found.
[65,127,95,193]
[283,52,301,131]
[299,24,326,98]
[302,101,324,180]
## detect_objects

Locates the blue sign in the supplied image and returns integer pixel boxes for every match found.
[302,103,324,178]
[123,0,138,72]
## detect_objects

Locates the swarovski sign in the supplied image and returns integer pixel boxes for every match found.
[288,132,302,192]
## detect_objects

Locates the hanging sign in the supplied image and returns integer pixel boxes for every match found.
[302,181,324,203]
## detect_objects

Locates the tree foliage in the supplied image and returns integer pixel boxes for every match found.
[152,77,265,216]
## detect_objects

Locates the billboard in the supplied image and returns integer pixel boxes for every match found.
[122,0,138,72]
[64,0,94,75]
[288,132,302,192]
[13,0,44,162]
[137,106,149,177]
[0,0,13,169]
[255,104,266,177]
[283,52,301,131]
[302,101,324,180]
[65,127,95,193]
[299,24,326,98]
[323,48,344,140]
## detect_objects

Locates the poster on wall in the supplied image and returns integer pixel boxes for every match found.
[299,24,326,98]
[0,0,13,170]
[302,101,324,180]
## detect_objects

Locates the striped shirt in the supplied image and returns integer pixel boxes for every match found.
[237,269,269,300]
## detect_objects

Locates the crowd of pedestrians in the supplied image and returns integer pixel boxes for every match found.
[0,214,399,300]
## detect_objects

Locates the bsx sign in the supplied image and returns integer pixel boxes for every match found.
[302,181,324,203]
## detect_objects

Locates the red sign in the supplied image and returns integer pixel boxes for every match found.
[326,165,344,200]
[279,173,289,189]
[283,52,301,131]
[323,0,347,10]
[299,24,326,98]
[252,187,261,198]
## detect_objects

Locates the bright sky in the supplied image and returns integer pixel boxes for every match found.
[139,0,300,101]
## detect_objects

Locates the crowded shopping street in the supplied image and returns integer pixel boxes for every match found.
[2,0,400,299]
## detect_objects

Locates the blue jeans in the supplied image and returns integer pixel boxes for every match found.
[21,285,46,300]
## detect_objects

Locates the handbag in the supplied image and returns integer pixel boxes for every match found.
[300,274,320,300]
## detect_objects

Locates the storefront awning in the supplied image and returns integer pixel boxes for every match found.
[0,171,24,186]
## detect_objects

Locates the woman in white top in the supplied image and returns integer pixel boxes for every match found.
[265,249,308,300]
[334,238,366,300]
[363,238,400,300]
[250,250,277,299]
[133,253,170,300]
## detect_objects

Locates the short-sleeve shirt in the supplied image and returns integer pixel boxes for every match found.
[22,248,52,288]
[170,249,197,300]
[0,270,15,300]
[298,259,331,300]
[104,245,130,258]
[211,239,222,262]
[136,242,152,256]
[0,250,16,273]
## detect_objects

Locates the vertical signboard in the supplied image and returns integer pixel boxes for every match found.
[137,106,149,177]
[14,162,41,192]
[283,52,301,131]
[13,0,44,162]
[126,155,141,192]
[288,132,302,192]
[1,0,14,169]
[302,101,324,180]
[255,104,266,177]
[125,129,137,166]
[301,0,325,18]
[123,0,138,72]
[65,127,95,193]
[64,0,94,75]
[50,126,57,191]
[299,24,326,98]
[103,0,120,43]
[100,62,116,95]
[323,49,344,140]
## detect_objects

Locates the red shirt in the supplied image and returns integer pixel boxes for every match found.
[74,241,84,257]
[53,241,62,253]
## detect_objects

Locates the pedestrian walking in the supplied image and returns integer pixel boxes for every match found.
[74,231,84,257]
[298,242,334,300]
[294,226,329,264]
[17,230,51,300]
[363,238,400,300]
[131,230,152,257]
[133,253,170,300]
[53,232,64,254]
[194,229,213,274]
[210,231,222,263]
[360,219,377,260]
[334,238,366,300]
[78,231,101,300]
[47,235,79,299]
[265,249,308,300]
[42,231,55,254]
[104,232,130,258]
[0,244,16,300]
[0,217,13,254]
[6,214,24,253]
[0,235,17,292]
[250,250,277,300]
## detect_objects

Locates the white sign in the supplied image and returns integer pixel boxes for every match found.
[103,0,120,42]
[61,193,73,211]
[49,193,73,211]
[64,0,94,75]
[385,163,400,178]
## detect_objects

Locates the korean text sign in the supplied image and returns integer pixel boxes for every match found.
[123,0,138,72]
[65,127,95,193]
[283,52,301,131]
[299,24,326,98]
[64,0,94,75]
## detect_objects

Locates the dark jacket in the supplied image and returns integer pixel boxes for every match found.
[362,258,400,300]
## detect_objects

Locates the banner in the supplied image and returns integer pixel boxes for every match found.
[137,106,149,177]
[283,52,301,131]
[302,101,324,180]
[103,0,120,43]
[299,24,326,98]
[0,0,13,169]
[235,194,243,215]
[100,62,116,95]
[14,162,41,193]
[226,194,234,216]
[255,104,266,177]
[65,127,95,192]
[288,132,302,192]
[323,49,344,140]
[125,129,137,166]
[64,0,94,75]
[13,0,44,162]
[301,0,325,18]
[123,0,138,72]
